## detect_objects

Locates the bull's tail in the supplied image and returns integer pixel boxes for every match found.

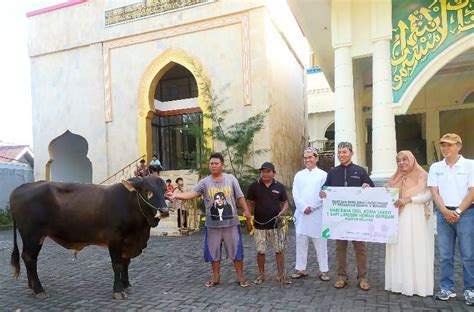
[11,219,20,280]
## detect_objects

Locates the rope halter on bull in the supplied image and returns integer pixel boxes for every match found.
[205,212,291,241]
[239,215,292,289]
[136,191,168,219]
[252,215,289,289]
[204,210,292,288]
[121,179,169,220]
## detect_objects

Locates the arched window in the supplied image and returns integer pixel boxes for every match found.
[155,64,198,102]
[152,63,202,170]
[463,91,474,104]
[324,122,335,151]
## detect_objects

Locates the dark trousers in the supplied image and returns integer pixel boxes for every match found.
[178,209,188,228]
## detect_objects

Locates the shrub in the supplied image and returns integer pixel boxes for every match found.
[0,205,13,226]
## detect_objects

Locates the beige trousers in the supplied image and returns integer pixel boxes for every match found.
[336,240,367,281]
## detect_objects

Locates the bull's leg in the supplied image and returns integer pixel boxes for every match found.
[22,241,48,299]
[121,258,131,291]
[26,243,43,290]
[108,244,126,300]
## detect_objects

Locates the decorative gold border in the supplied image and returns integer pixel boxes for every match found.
[104,0,216,27]
[394,34,474,113]
[103,12,251,122]
[136,47,213,161]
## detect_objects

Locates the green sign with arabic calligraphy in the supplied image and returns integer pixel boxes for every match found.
[391,0,474,103]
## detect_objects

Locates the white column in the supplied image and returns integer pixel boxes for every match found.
[334,46,357,164]
[371,39,397,181]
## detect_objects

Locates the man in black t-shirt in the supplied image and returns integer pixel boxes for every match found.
[247,162,290,285]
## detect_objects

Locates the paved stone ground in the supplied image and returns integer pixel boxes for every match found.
[0,225,471,311]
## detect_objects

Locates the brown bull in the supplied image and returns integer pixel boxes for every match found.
[10,176,168,300]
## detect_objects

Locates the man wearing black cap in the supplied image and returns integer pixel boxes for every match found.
[247,162,290,285]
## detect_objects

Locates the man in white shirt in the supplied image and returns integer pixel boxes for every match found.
[291,147,330,281]
[428,133,474,306]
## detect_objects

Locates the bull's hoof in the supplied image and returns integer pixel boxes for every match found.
[35,292,49,299]
[112,291,127,300]
[124,286,132,294]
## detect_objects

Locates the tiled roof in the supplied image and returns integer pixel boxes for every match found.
[0,145,31,163]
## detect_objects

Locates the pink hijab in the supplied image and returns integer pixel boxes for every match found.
[387,150,428,198]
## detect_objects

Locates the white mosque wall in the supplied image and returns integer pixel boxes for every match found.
[29,2,309,185]
[105,22,245,177]
[30,43,107,182]
[264,10,307,186]
[28,0,267,57]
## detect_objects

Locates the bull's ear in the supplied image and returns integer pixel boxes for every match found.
[121,180,136,192]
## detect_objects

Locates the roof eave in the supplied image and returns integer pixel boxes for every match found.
[288,0,334,90]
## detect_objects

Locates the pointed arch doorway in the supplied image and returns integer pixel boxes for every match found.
[137,48,212,165]
[152,63,202,170]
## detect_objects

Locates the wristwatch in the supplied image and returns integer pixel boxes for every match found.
[455,208,463,216]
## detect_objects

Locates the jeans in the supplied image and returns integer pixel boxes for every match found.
[437,206,474,291]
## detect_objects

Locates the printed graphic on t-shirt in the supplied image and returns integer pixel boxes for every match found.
[208,187,234,221]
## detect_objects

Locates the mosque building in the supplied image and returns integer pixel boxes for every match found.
[290,0,474,183]
[27,0,309,187]
[28,0,474,188]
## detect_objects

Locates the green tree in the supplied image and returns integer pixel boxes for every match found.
[187,77,269,194]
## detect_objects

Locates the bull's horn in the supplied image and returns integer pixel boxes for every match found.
[121,180,136,192]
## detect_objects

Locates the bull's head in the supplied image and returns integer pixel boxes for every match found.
[122,176,169,225]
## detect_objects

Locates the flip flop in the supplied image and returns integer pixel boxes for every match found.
[358,279,370,291]
[291,271,308,279]
[205,280,220,288]
[334,280,348,289]
[319,272,330,282]
[253,277,265,285]
[237,280,250,288]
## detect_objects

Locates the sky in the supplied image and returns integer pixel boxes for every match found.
[0,1,62,147]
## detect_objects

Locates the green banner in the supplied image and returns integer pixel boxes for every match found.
[391,0,474,103]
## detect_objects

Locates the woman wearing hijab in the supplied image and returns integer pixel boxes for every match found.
[385,151,435,297]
